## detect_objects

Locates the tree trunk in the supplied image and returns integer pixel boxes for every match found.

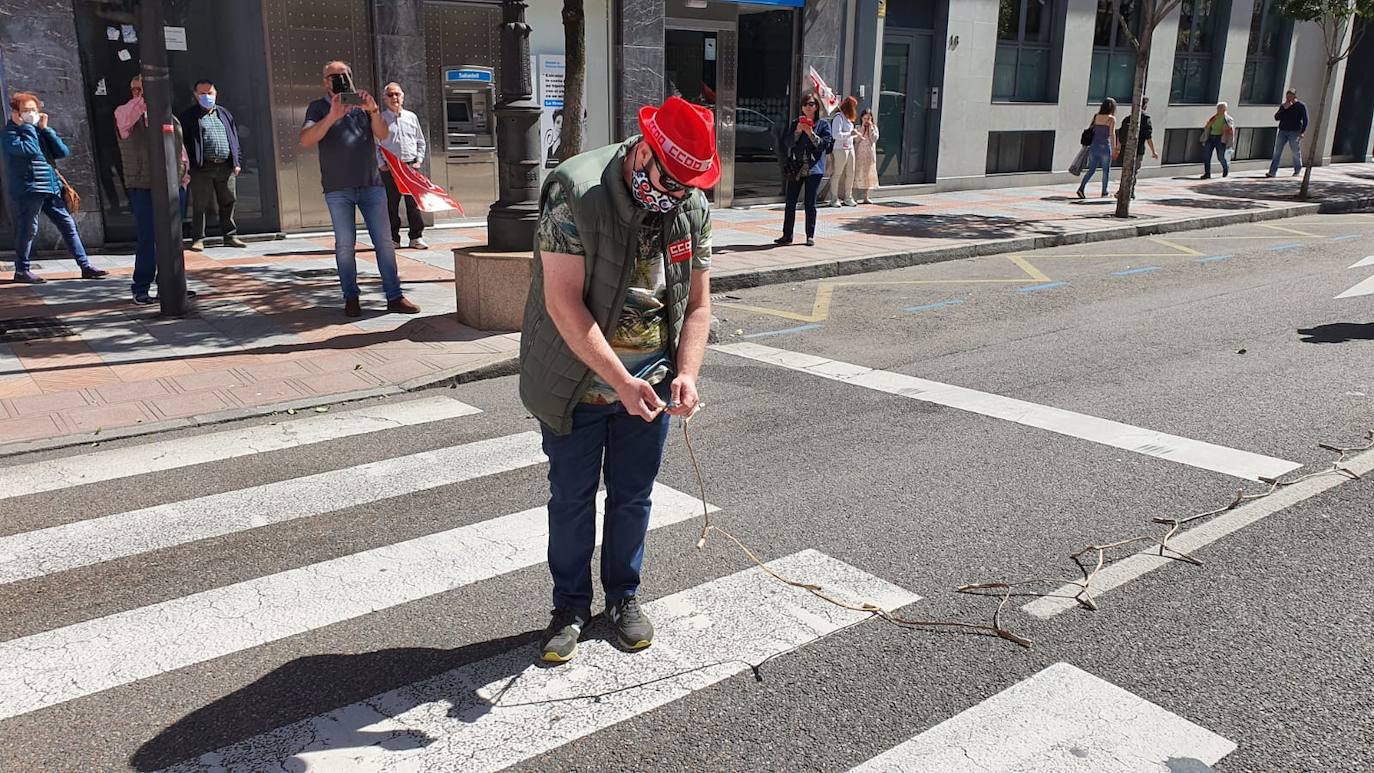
[1114,10,1154,218]
[559,0,586,162]
[1299,19,1343,200]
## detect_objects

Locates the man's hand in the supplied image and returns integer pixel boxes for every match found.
[233,166,241,176]
[359,90,378,113]
[37,113,49,131]
[1151,150,1159,160]
[327,93,349,122]
[667,374,700,417]
[614,376,666,422]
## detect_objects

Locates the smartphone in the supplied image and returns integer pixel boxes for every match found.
[799,116,814,128]
[330,72,366,105]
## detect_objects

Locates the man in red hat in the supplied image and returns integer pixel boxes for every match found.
[519,96,718,663]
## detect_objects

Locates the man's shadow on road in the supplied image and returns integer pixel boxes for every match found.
[1297,322,1374,344]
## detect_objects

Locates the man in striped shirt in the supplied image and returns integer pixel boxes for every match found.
[179,80,246,250]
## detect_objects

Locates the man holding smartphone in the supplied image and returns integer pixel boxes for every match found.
[300,60,419,317]
[520,96,715,663]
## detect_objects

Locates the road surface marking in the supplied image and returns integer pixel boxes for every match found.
[160,550,917,773]
[1017,281,1069,292]
[1006,255,1050,282]
[714,342,1300,482]
[0,396,481,500]
[0,432,546,584]
[1257,222,1317,237]
[1267,242,1302,251]
[901,299,964,313]
[848,662,1235,772]
[1336,256,1374,299]
[1329,234,1360,241]
[1112,266,1160,276]
[1195,255,1232,263]
[0,483,715,722]
[741,323,824,339]
[1023,445,1374,618]
[1146,237,1203,256]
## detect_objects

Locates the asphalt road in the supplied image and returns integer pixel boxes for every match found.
[1,212,1371,772]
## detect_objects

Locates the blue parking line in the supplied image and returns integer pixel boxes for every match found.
[1268,242,1302,251]
[1195,255,1232,263]
[1112,267,1160,276]
[741,323,823,339]
[1330,234,1360,241]
[901,299,965,313]
[1017,281,1069,293]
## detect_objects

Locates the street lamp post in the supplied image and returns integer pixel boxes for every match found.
[486,0,542,252]
[139,0,188,316]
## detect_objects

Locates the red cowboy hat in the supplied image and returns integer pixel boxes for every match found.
[638,96,720,190]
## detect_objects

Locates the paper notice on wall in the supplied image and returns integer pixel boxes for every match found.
[164,26,187,51]
[117,49,132,61]
[539,54,587,171]
[94,78,107,96]
[704,38,716,61]
[121,24,137,43]
[107,26,120,41]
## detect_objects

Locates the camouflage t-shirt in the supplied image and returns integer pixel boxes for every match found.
[535,181,712,405]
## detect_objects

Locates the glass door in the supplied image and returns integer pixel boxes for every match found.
[878,31,936,185]
[665,28,720,202]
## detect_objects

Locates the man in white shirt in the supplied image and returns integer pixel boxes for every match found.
[378,82,429,249]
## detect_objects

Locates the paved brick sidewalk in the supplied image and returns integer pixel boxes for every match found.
[2,164,1370,452]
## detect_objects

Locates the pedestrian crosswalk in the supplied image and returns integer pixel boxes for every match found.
[0,391,1249,771]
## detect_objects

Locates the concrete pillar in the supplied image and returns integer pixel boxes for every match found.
[372,0,429,127]
[802,0,847,97]
[612,0,665,139]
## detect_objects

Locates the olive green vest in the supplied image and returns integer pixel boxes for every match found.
[519,137,710,435]
[118,116,186,190]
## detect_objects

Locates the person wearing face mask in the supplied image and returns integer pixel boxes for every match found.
[117,76,191,305]
[376,82,428,250]
[520,95,715,664]
[179,79,245,251]
[3,91,108,283]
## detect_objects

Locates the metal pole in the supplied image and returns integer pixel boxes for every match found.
[486,0,542,252]
[139,0,188,316]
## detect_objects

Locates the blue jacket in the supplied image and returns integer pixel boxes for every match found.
[3,121,66,197]
[178,103,242,170]
[783,116,834,176]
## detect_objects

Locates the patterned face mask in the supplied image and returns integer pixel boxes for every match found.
[630,159,681,213]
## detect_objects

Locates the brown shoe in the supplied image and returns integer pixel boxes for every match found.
[344,298,362,317]
[189,239,205,252]
[225,236,248,248]
[387,296,421,314]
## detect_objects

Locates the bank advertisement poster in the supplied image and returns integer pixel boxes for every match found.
[539,54,586,170]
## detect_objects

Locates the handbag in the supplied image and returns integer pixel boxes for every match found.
[1068,145,1089,177]
[1080,126,1094,146]
[40,137,81,214]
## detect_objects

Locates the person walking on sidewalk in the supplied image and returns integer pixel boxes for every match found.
[116,77,190,305]
[1267,89,1307,178]
[377,82,428,250]
[1076,98,1118,200]
[300,60,419,318]
[1115,96,1157,200]
[1200,102,1235,179]
[776,93,833,247]
[179,80,246,252]
[853,108,880,204]
[827,96,859,207]
[4,91,108,284]
[520,95,715,663]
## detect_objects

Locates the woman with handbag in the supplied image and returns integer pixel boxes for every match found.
[3,91,107,284]
[1076,98,1118,200]
[775,93,834,247]
[1199,101,1236,179]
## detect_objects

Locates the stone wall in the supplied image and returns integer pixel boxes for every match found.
[801,0,846,101]
[613,0,665,139]
[372,0,428,128]
[0,0,103,249]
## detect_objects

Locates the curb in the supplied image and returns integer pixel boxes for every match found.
[3,196,1369,459]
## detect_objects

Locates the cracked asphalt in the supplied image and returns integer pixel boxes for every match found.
[0,212,1370,772]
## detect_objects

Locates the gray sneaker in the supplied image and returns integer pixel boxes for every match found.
[540,608,590,663]
[605,596,654,651]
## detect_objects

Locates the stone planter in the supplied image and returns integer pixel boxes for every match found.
[452,247,533,332]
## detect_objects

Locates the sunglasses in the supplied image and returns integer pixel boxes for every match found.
[384,92,402,97]
[649,151,691,194]
[802,100,819,108]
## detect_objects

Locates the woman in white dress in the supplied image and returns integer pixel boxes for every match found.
[853,108,880,204]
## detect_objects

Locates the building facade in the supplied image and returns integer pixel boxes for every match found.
[1,0,1369,252]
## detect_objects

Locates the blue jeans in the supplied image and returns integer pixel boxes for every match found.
[1078,143,1112,196]
[1203,136,1229,176]
[541,382,672,611]
[1269,129,1303,175]
[324,185,403,302]
[128,187,187,297]
[782,173,822,239]
[13,192,92,274]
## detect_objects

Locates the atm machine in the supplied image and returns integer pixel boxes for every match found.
[439,65,498,216]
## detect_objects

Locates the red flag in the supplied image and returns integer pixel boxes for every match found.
[379,146,465,216]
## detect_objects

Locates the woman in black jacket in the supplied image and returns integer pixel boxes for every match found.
[776,93,833,247]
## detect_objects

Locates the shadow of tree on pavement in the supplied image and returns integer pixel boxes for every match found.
[1148,197,1268,210]
[1195,178,1374,203]
[838,212,1066,240]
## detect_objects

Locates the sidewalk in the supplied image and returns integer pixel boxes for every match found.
[2,165,1371,453]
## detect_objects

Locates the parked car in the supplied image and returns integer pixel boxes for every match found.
[734,107,778,161]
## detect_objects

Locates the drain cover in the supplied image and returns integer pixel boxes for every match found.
[0,316,74,343]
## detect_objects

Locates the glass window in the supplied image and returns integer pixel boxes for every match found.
[1233,126,1277,160]
[1089,0,1140,103]
[1170,0,1225,104]
[1241,0,1292,104]
[992,0,1058,102]
[732,10,797,200]
[877,42,909,184]
[985,130,1055,174]
[1162,127,1206,165]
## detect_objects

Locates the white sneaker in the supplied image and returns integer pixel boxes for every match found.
[409,238,430,250]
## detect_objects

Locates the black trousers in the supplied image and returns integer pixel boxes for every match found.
[380,168,424,242]
[782,174,822,239]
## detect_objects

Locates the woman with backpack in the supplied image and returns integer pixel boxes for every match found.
[1076,98,1119,200]
[3,91,107,284]
[776,92,833,247]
